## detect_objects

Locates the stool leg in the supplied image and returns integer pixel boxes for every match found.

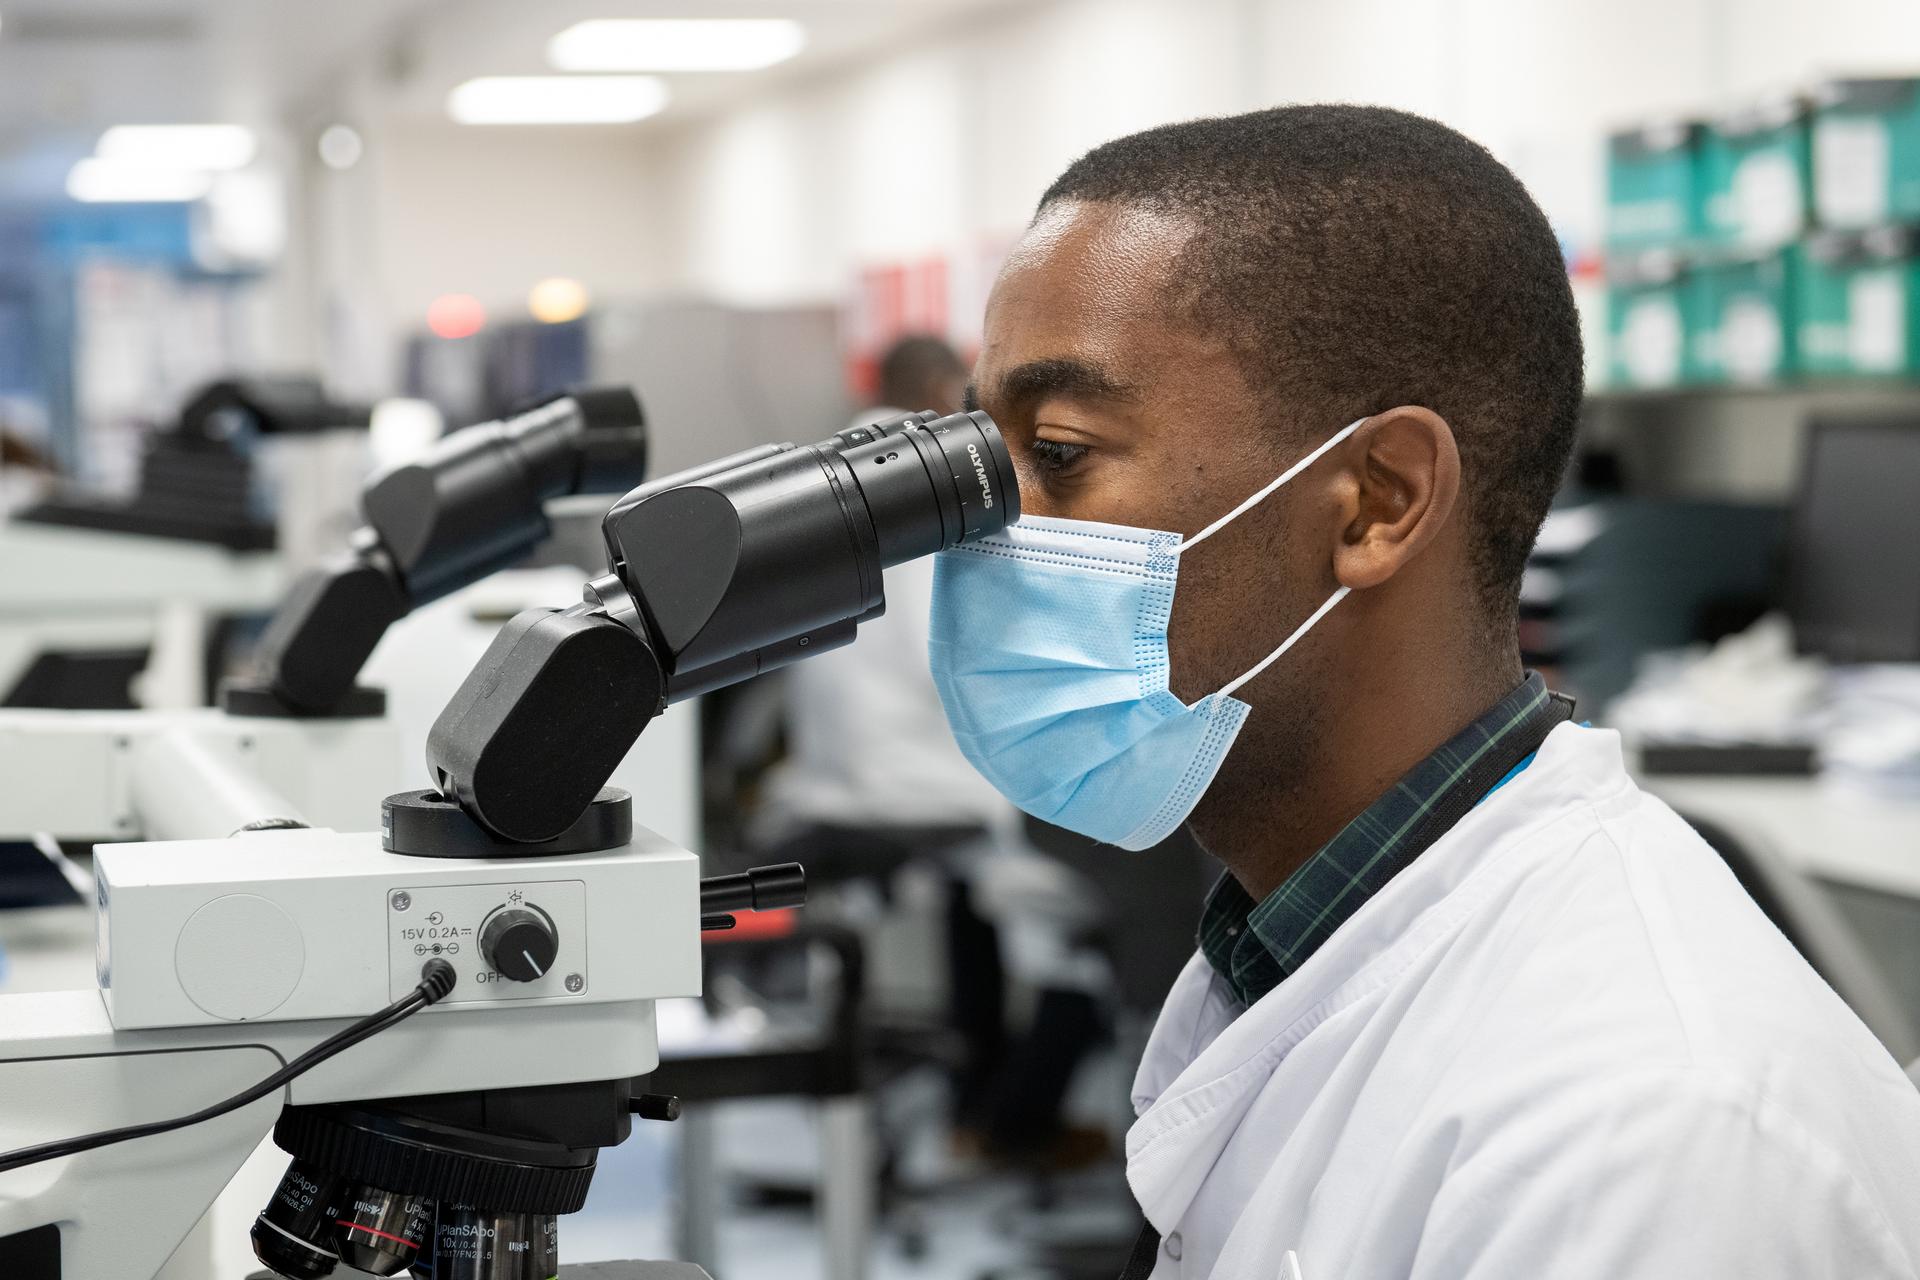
[675,1105,721,1272]
[819,1095,874,1280]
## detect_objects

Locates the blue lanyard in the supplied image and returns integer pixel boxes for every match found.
[1482,750,1538,801]
[1480,720,1589,804]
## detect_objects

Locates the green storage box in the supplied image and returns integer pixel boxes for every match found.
[1799,226,1920,377]
[1606,252,1710,389]
[1608,122,1704,251]
[1700,99,1811,250]
[1812,78,1920,228]
[1694,246,1805,385]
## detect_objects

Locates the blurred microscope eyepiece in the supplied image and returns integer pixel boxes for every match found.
[227,384,648,719]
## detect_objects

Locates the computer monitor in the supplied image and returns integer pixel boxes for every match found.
[1789,415,1920,663]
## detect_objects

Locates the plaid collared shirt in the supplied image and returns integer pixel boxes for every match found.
[1198,672,1556,1007]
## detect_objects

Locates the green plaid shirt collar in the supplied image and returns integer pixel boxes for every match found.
[1199,672,1552,1007]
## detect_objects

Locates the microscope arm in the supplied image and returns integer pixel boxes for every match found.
[227,387,647,718]
[177,376,373,441]
[0,705,404,843]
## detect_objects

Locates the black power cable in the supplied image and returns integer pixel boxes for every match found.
[0,959,457,1176]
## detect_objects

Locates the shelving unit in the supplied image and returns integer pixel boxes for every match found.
[1578,380,1920,502]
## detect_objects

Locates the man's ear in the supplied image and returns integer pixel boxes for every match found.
[1330,406,1461,591]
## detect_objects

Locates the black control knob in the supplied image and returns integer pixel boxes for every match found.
[479,908,558,982]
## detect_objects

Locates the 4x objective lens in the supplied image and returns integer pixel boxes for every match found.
[253,1160,435,1279]
[336,1185,435,1275]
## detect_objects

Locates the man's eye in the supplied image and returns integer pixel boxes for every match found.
[1030,439,1090,474]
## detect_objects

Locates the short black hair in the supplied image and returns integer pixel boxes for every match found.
[1039,105,1583,622]
[878,334,966,410]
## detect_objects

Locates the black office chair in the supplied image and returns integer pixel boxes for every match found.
[1681,811,1920,1065]
[642,922,874,1278]
[965,822,1217,1280]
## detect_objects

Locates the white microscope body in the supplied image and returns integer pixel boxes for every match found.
[0,402,1022,1279]
[0,820,701,1279]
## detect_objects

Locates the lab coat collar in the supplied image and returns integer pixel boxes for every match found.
[1125,723,1634,1233]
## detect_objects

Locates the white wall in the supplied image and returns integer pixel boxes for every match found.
[650,0,1252,310]
[368,121,668,320]
[301,113,669,397]
[640,0,1920,311]
[300,0,1920,393]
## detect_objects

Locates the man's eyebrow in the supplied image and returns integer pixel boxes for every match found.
[989,358,1140,411]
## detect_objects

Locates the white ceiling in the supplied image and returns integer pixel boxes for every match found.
[0,0,1023,201]
[0,0,433,200]
[368,0,1023,121]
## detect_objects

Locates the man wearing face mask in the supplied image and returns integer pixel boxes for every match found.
[927,107,1920,1278]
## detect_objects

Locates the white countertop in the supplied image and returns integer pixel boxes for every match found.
[1638,772,1920,900]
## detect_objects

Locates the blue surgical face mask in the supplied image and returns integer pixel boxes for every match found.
[927,419,1363,850]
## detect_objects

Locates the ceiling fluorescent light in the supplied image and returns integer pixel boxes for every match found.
[67,157,212,202]
[96,124,256,171]
[548,19,806,72]
[447,76,669,125]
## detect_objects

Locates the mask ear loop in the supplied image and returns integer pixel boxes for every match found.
[1173,417,1367,556]
[1173,416,1368,703]
[1215,585,1350,701]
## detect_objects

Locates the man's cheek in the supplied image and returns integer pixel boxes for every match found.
[1070,464,1186,528]
[1166,579,1231,702]
[1012,468,1062,518]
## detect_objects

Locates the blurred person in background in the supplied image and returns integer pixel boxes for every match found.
[756,334,1005,866]
[0,426,54,517]
[756,334,1108,1165]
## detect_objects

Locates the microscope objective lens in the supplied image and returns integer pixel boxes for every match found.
[251,1160,348,1279]
[423,1205,559,1279]
[335,1184,435,1276]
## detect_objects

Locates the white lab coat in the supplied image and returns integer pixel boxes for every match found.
[1129,724,1920,1278]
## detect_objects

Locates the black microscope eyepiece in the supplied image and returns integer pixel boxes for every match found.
[595,407,1018,688]
[424,408,1021,847]
[822,409,1018,561]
